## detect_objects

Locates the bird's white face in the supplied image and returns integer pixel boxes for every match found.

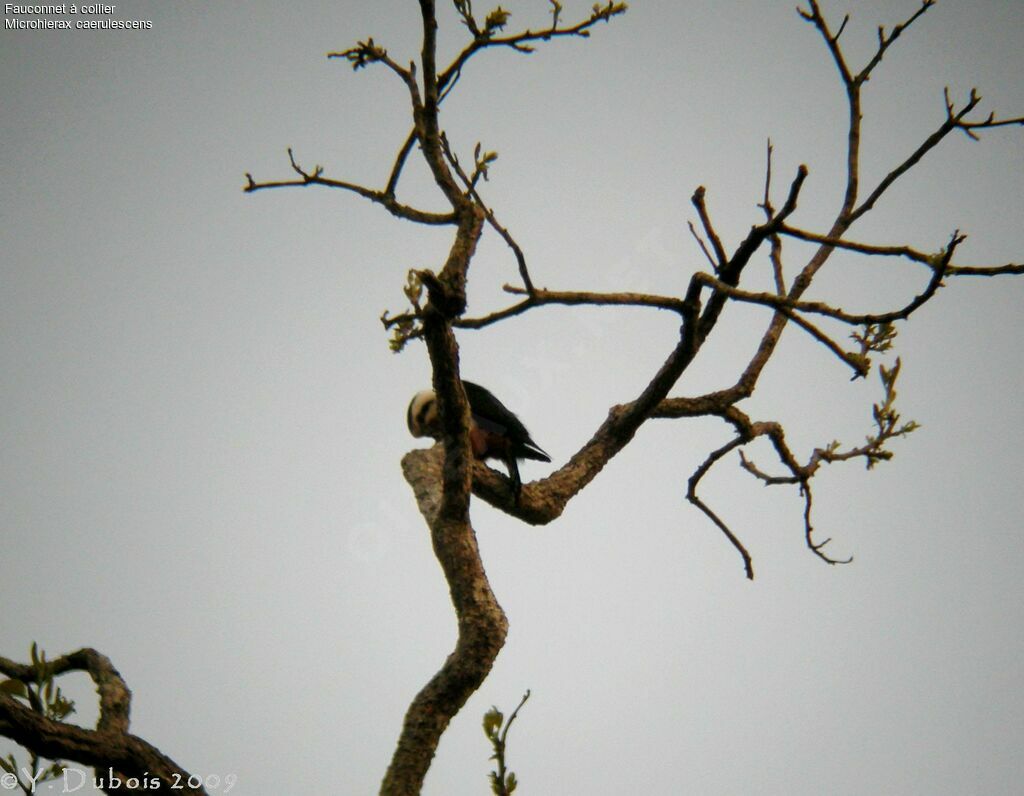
[407,390,440,438]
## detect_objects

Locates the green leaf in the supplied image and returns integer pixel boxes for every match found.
[0,679,28,698]
[549,0,562,26]
[483,707,503,739]
[484,7,510,33]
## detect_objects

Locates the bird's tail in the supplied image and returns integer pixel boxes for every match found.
[520,441,551,463]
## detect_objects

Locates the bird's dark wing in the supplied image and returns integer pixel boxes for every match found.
[463,381,550,462]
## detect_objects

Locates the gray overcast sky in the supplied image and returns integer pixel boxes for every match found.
[2,1,1023,794]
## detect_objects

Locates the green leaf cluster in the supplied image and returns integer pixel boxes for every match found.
[591,2,628,23]
[489,769,518,794]
[339,37,388,71]
[548,0,563,28]
[455,1,512,40]
[851,321,897,359]
[0,643,76,792]
[384,270,425,352]
[482,691,530,795]
[865,357,920,469]
[482,706,503,742]
[814,354,919,472]
[472,142,499,186]
[484,7,511,35]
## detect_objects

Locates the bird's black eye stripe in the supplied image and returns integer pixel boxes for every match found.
[416,401,434,427]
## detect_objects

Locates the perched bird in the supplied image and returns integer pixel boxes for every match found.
[407,380,550,496]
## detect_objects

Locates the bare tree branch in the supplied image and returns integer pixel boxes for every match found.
[456,285,689,329]
[955,110,1024,140]
[687,435,755,579]
[385,128,419,197]
[688,220,719,271]
[691,186,728,271]
[778,225,934,263]
[440,134,536,293]
[690,229,956,328]
[694,165,809,345]
[946,262,1024,277]
[859,1,935,82]
[437,1,628,98]
[801,485,854,567]
[244,148,456,225]
[848,89,982,224]
[380,446,508,795]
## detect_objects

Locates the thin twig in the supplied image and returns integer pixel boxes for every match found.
[439,134,536,293]
[245,149,456,225]
[688,221,719,271]
[687,436,755,580]
[691,187,727,269]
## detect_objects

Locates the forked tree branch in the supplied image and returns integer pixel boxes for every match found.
[691,228,961,328]
[5,2,1018,795]
[244,148,456,225]
[236,1,1024,793]
[440,134,536,293]
[381,444,508,794]
[0,650,205,795]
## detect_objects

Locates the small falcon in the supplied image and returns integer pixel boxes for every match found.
[407,380,551,496]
